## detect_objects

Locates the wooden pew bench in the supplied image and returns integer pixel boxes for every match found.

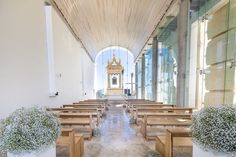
[75,101,107,108]
[135,107,193,125]
[80,99,107,103]
[69,104,104,113]
[64,104,104,108]
[82,99,108,108]
[129,104,176,118]
[63,104,106,114]
[47,107,102,117]
[127,102,164,113]
[59,115,93,140]
[56,128,75,157]
[56,128,84,157]
[141,114,192,140]
[127,100,160,110]
[59,112,100,126]
[156,128,192,157]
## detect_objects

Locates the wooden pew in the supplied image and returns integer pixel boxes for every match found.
[141,113,192,140]
[127,101,164,112]
[47,107,102,116]
[128,100,162,106]
[74,99,107,107]
[74,134,84,157]
[56,128,75,157]
[132,104,175,108]
[126,99,155,103]
[64,104,104,108]
[129,104,176,117]
[57,128,84,157]
[73,101,108,110]
[81,99,107,103]
[135,107,193,115]
[59,112,100,126]
[132,107,193,123]
[59,115,93,140]
[65,104,106,116]
[74,102,105,106]
[156,128,192,157]
[65,103,105,110]
[73,101,106,106]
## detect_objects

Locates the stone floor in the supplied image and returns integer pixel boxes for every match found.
[83,104,154,157]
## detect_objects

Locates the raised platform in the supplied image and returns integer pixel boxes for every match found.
[106,95,126,100]
[107,88,123,96]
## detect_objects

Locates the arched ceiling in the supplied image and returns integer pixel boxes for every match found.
[52,0,174,61]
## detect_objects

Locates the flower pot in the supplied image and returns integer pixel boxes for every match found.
[7,152,36,157]
[193,143,231,157]
[7,146,56,157]
[38,146,56,157]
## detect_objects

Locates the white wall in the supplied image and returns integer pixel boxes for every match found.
[81,50,95,100]
[0,0,94,118]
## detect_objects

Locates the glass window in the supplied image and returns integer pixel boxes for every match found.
[157,18,178,104]
[187,0,236,108]
[145,48,153,100]
[137,60,142,99]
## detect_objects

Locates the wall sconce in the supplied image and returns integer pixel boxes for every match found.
[49,92,59,97]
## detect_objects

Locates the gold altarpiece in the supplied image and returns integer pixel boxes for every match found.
[106,54,123,95]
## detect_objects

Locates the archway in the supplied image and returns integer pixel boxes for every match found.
[94,46,135,97]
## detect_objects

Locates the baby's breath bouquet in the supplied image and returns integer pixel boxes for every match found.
[191,105,236,155]
[0,107,61,155]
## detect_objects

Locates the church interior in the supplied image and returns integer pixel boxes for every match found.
[0,0,236,157]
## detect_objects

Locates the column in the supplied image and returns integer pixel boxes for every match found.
[141,54,146,99]
[152,37,158,101]
[119,73,121,88]
[108,73,110,88]
[176,0,190,107]
[135,63,139,99]
[131,73,134,94]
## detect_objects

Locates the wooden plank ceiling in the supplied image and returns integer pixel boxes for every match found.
[53,0,173,60]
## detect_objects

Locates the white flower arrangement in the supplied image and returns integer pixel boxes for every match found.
[0,107,61,155]
[191,105,236,155]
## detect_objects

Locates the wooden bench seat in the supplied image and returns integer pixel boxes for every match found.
[128,104,175,115]
[132,107,193,123]
[59,112,100,126]
[48,107,101,114]
[74,134,84,157]
[141,114,192,140]
[57,128,84,157]
[127,101,163,110]
[136,113,192,125]
[63,105,106,115]
[56,128,75,157]
[73,102,105,107]
[136,107,193,113]
[60,117,93,140]
[64,104,104,108]
[156,128,192,157]
[75,101,107,108]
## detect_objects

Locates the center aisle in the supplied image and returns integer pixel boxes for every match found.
[84,104,154,157]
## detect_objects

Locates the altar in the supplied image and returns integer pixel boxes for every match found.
[106,54,124,96]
